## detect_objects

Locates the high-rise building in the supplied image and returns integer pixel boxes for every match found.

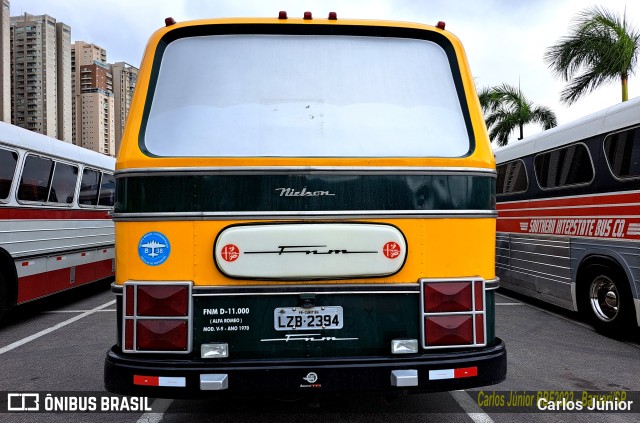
[9,13,72,141]
[0,1,10,123]
[71,41,115,156]
[56,21,71,142]
[111,61,137,155]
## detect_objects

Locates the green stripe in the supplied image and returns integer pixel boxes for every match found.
[115,174,495,213]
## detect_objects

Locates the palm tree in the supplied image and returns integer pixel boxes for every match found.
[478,84,557,146]
[544,6,640,104]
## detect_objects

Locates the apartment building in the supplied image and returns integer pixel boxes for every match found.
[111,61,137,154]
[71,41,115,156]
[9,13,71,141]
[0,0,9,123]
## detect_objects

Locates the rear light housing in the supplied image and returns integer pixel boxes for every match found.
[420,278,486,349]
[122,281,192,354]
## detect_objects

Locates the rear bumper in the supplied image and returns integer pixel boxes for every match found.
[104,338,506,398]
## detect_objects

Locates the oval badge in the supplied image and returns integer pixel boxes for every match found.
[214,223,407,279]
[138,232,171,266]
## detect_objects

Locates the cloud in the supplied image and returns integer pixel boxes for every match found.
[10,0,640,141]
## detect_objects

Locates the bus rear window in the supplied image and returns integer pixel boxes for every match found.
[143,35,470,158]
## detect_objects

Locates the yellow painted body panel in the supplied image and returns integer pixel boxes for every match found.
[115,17,496,287]
[116,17,494,171]
[115,218,495,286]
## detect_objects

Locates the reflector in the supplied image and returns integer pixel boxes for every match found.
[424,282,472,312]
[136,320,188,351]
[125,285,135,316]
[425,315,473,346]
[137,285,188,316]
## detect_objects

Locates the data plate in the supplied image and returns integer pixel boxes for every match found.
[274,306,343,331]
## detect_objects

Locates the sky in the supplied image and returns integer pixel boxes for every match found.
[9,0,640,145]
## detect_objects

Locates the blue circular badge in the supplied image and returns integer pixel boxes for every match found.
[138,232,171,266]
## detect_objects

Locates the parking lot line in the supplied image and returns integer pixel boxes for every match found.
[44,309,116,313]
[450,390,494,423]
[0,299,116,355]
[136,398,173,423]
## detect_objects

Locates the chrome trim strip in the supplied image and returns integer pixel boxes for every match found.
[510,268,572,284]
[496,189,640,206]
[192,283,420,296]
[116,166,497,177]
[112,210,498,221]
[194,290,419,296]
[485,278,500,290]
[114,281,505,295]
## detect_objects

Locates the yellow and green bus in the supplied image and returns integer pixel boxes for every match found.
[104,12,506,397]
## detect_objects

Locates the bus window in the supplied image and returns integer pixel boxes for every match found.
[18,155,53,202]
[48,162,78,204]
[0,147,18,200]
[144,35,470,158]
[534,143,594,189]
[604,126,640,179]
[79,168,100,206]
[496,160,528,195]
[98,173,115,207]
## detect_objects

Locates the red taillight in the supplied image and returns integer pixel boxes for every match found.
[424,282,472,312]
[136,320,188,351]
[137,285,188,316]
[125,285,135,316]
[421,279,486,349]
[122,282,191,353]
[425,315,473,346]
[124,319,134,350]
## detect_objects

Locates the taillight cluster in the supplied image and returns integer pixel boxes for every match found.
[122,282,192,353]
[420,279,485,349]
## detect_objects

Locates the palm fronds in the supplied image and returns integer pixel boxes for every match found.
[544,6,640,104]
[479,84,557,146]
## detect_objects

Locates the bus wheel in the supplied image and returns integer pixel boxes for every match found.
[579,264,634,337]
[0,271,6,320]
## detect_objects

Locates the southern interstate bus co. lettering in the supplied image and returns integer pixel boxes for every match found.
[526,218,627,238]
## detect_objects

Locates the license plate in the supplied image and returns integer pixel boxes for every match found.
[274,306,343,331]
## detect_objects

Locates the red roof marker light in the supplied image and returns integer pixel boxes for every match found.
[436,21,446,30]
[303,11,312,20]
[165,17,176,26]
[278,11,287,20]
[328,12,338,20]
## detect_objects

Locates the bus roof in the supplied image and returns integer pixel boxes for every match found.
[494,96,640,163]
[0,121,115,171]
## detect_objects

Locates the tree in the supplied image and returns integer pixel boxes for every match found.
[478,84,557,146]
[544,6,640,104]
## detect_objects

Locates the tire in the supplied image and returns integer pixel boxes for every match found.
[578,264,635,338]
[0,270,7,321]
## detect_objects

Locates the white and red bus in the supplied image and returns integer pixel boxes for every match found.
[0,121,115,318]
[495,97,640,336]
